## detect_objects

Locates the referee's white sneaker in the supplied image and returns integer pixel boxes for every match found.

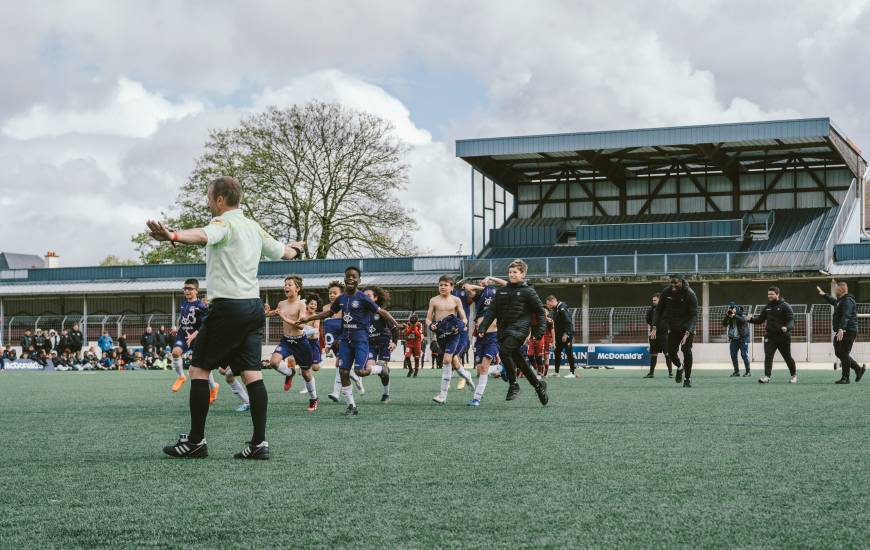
[788,375,797,384]
[563,373,576,378]
[758,376,771,384]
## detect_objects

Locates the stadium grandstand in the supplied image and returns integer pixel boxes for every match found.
[4,118,870,363]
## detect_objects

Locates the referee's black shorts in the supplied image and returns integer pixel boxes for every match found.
[192,298,265,375]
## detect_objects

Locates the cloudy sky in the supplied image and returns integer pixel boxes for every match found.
[2,0,869,265]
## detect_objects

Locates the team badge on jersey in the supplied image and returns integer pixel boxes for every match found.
[351,300,360,308]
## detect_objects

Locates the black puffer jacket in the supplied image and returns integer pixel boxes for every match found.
[651,279,699,334]
[748,299,794,336]
[551,301,574,339]
[478,281,547,341]
[821,292,858,332]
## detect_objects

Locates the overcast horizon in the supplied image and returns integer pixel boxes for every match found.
[2,0,869,266]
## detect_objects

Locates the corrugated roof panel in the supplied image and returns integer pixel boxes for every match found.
[457,118,835,158]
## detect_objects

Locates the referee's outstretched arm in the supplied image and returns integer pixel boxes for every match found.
[146,219,304,260]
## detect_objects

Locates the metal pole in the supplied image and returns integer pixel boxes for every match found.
[82,295,88,343]
[758,251,762,272]
[545,257,550,277]
[608,308,614,343]
[694,254,699,274]
[806,308,812,362]
[0,298,4,347]
[604,256,608,275]
[726,253,730,273]
[702,282,709,344]
[470,167,475,255]
[582,285,590,344]
[489,259,493,277]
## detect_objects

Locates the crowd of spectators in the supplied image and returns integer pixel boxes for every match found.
[2,324,180,372]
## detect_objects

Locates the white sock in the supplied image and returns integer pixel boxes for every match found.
[275,360,295,377]
[305,379,317,399]
[455,366,473,385]
[370,364,383,375]
[488,363,501,376]
[474,371,489,400]
[382,381,390,396]
[229,378,249,404]
[207,370,216,390]
[440,364,452,395]
[342,385,355,407]
[332,369,342,396]
[350,370,361,383]
[172,357,184,377]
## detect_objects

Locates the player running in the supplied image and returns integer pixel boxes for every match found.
[265,275,319,412]
[644,292,673,378]
[322,281,365,403]
[461,277,501,407]
[428,275,476,404]
[357,285,397,403]
[170,279,220,403]
[298,266,399,416]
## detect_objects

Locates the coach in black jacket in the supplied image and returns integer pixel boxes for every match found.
[651,275,698,387]
[546,295,577,376]
[478,259,549,405]
[817,282,866,384]
[748,286,797,383]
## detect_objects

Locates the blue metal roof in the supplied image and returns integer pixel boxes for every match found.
[456,118,836,157]
[0,255,464,287]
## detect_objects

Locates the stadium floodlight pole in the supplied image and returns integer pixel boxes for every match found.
[861,167,870,239]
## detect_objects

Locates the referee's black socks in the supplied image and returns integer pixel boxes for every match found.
[188,379,210,443]
[246,379,268,445]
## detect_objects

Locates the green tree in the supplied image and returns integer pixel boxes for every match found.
[99,255,139,266]
[134,101,420,262]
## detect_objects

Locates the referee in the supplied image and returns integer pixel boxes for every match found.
[147,176,304,459]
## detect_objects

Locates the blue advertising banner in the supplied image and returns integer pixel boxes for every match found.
[549,345,589,366]
[549,343,649,367]
[587,344,649,367]
[4,359,43,371]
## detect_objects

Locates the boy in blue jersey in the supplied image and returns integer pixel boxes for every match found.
[451,283,474,388]
[299,267,398,416]
[265,275,319,412]
[427,275,476,404]
[170,280,210,393]
[463,277,504,406]
[359,286,398,402]
[323,281,365,403]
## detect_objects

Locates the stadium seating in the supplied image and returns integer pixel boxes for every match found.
[480,207,839,260]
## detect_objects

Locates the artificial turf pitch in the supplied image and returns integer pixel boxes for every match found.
[0,368,867,549]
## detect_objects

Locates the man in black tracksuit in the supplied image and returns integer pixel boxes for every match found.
[748,286,797,383]
[817,282,866,384]
[546,295,576,377]
[651,275,698,387]
[478,260,549,405]
[644,292,672,378]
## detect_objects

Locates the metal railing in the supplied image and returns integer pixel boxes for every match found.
[823,176,858,268]
[462,249,826,279]
[3,311,431,349]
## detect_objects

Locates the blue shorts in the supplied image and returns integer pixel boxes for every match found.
[474,332,499,364]
[173,339,191,355]
[273,335,313,369]
[440,332,465,356]
[308,338,322,365]
[368,339,391,362]
[337,333,369,371]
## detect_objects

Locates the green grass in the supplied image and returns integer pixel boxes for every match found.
[0,368,868,549]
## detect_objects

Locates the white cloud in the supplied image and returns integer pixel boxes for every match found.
[2,78,203,139]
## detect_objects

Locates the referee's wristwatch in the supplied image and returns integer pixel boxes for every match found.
[289,244,304,259]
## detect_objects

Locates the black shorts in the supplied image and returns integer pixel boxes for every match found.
[191,298,265,375]
[649,333,668,355]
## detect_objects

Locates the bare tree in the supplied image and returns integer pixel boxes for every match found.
[134,101,420,262]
